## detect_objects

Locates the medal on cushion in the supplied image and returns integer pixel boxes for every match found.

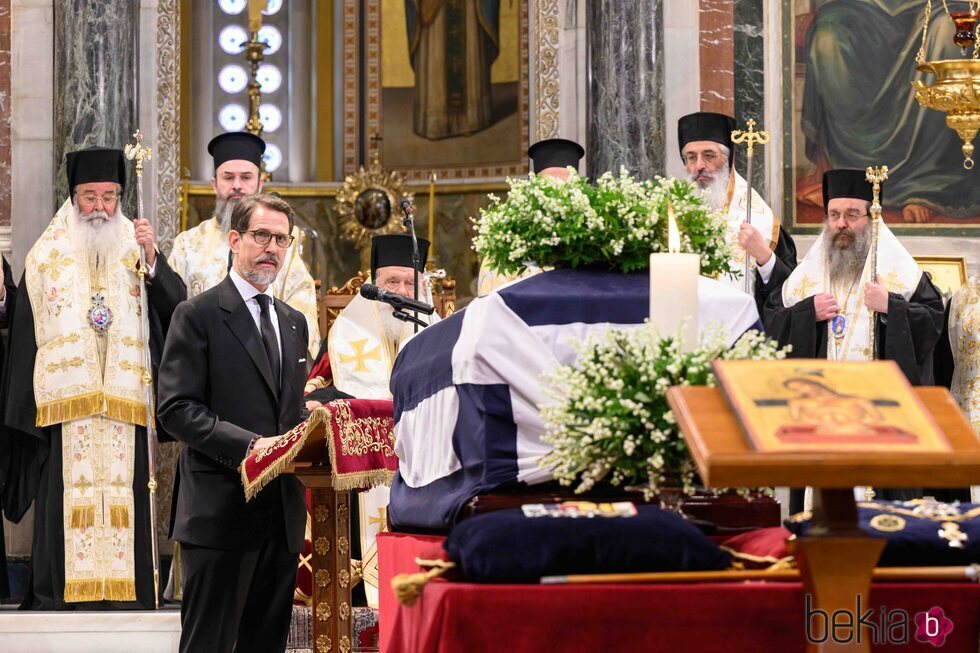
[88,291,113,332]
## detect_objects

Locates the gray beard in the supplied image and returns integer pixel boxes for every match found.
[825,226,871,288]
[692,164,731,211]
[377,303,405,343]
[244,268,277,286]
[215,197,236,233]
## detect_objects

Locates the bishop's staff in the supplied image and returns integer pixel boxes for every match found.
[124,130,160,609]
[865,165,888,361]
[730,119,770,294]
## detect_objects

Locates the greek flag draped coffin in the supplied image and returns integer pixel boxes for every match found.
[388,269,763,531]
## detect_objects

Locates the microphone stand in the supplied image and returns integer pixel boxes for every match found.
[392,309,428,329]
[401,201,421,333]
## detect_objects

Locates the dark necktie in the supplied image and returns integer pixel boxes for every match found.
[255,294,281,395]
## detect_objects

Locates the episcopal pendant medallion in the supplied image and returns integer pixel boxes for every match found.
[831,313,847,340]
[88,292,113,333]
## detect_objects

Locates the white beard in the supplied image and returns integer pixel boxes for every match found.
[692,163,731,211]
[69,201,126,264]
[376,303,406,344]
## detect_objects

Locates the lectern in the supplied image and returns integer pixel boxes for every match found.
[666,386,980,653]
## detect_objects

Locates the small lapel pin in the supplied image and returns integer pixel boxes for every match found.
[299,358,307,363]
[291,324,296,330]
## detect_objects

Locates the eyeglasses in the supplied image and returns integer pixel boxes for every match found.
[682,151,722,167]
[78,192,119,205]
[827,211,869,223]
[244,229,294,248]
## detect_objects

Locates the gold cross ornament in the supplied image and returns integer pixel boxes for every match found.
[338,338,382,373]
[731,119,770,157]
[124,130,152,177]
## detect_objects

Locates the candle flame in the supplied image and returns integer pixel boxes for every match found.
[667,203,680,254]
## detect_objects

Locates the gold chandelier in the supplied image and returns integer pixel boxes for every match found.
[913,1,980,169]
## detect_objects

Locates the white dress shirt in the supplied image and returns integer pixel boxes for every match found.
[229,267,283,379]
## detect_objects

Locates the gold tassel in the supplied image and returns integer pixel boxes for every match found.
[105,579,137,601]
[104,397,150,428]
[69,505,95,529]
[391,560,456,607]
[64,579,103,602]
[110,504,130,529]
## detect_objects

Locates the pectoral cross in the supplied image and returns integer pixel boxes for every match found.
[339,338,382,373]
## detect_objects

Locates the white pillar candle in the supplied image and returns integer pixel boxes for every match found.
[649,204,700,352]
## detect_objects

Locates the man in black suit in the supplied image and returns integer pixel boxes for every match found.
[158,194,308,653]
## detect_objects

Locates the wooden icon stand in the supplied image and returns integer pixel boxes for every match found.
[666,387,980,653]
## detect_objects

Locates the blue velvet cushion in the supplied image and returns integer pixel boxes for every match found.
[443,505,732,582]
[785,500,980,567]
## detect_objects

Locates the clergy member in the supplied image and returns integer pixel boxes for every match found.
[477,138,585,296]
[764,168,944,383]
[168,132,321,357]
[0,147,185,609]
[0,254,17,600]
[679,112,797,310]
[314,233,438,608]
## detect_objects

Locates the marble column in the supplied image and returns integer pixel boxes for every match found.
[586,0,665,180]
[733,0,766,196]
[54,0,138,210]
[0,0,10,243]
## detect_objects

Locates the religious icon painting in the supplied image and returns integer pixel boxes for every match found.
[713,359,950,453]
[343,0,531,181]
[781,1,980,234]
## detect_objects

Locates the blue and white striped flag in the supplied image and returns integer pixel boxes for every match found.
[388,269,761,531]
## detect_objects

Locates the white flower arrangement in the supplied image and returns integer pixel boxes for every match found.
[473,168,735,278]
[539,325,789,498]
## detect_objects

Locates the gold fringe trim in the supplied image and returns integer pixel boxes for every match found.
[241,404,397,501]
[64,580,103,603]
[391,559,456,607]
[105,579,137,601]
[69,505,95,529]
[36,394,148,428]
[109,504,130,529]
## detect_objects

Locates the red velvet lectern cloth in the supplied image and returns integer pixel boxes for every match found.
[378,532,980,653]
[241,399,396,500]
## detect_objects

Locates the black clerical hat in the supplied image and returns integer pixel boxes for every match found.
[822,169,876,207]
[678,112,736,162]
[208,132,266,170]
[371,234,430,277]
[527,138,585,173]
[66,147,126,191]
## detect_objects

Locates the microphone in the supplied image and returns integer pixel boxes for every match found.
[360,283,434,315]
[399,198,414,216]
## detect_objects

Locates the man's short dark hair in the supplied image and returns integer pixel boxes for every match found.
[229,193,295,235]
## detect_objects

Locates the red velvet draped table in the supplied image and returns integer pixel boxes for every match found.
[378,532,980,653]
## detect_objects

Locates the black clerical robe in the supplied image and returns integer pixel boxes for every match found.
[763,271,944,385]
[0,255,185,610]
[0,255,18,599]
[753,225,798,315]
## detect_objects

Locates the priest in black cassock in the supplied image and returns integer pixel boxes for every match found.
[0,148,185,609]
[678,112,797,312]
[763,169,944,384]
[0,253,18,600]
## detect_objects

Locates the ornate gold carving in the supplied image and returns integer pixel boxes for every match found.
[155,0,181,253]
[339,636,351,653]
[316,602,332,621]
[337,502,349,523]
[338,536,350,556]
[534,0,561,141]
[339,569,351,588]
[913,60,980,169]
[316,634,333,653]
[314,504,330,522]
[339,601,351,621]
[315,569,332,588]
[314,537,331,556]
[326,271,370,297]
[335,153,412,250]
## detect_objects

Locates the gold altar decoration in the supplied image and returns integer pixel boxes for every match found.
[913,0,980,169]
[335,151,413,253]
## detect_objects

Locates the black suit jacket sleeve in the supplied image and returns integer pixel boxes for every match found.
[146,253,186,335]
[157,300,256,468]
